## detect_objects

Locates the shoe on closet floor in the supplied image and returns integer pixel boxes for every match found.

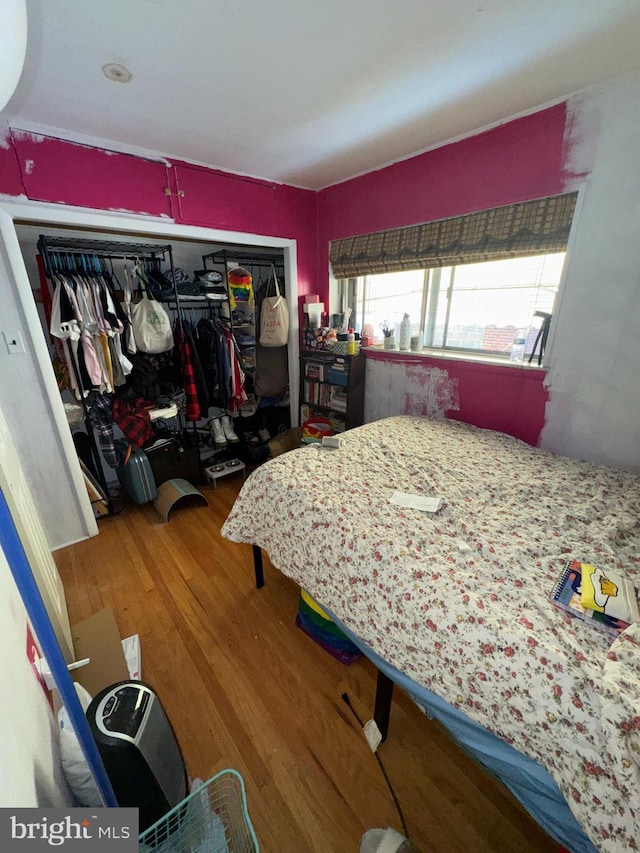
[258,428,270,442]
[210,418,227,446]
[221,415,239,443]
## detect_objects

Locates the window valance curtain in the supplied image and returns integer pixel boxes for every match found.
[329,192,578,279]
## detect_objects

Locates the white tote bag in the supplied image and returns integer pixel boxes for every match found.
[130,294,174,353]
[259,266,289,347]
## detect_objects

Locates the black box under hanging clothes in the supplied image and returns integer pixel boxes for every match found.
[144,436,202,487]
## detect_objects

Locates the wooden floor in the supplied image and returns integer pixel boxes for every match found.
[54,473,558,853]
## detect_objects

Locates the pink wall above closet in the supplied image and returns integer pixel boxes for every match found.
[2,131,319,297]
[11,131,173,218]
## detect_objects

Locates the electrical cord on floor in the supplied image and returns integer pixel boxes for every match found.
[341,692,409,839]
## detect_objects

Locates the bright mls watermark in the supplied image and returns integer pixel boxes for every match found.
[0,809,138,850]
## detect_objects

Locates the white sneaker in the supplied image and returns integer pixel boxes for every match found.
[221,415,239,443]
[210,418,227,446]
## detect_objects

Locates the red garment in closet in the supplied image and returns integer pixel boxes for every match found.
[174,328,200,422]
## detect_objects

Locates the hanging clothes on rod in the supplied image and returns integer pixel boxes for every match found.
[172,321,201,422]
[48,257,133,397]
[222,323,248,415]
[38,235,180,517]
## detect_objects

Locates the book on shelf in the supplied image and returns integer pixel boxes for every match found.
[305,362,329,381]
[329,388,348,412]
[550,559,635,637]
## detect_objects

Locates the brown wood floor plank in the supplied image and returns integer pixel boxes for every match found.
[54,477,558,853]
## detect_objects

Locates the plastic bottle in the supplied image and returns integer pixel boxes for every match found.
[510,330,526,363]
[346,328,355,355]
[399,313,411,351]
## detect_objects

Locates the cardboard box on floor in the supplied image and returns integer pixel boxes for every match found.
[70,608,130,697]
[268,426,303,458]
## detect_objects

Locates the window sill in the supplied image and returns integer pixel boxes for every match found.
[361,345,547,372]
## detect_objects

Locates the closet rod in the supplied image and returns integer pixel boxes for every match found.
[37,235,172,259]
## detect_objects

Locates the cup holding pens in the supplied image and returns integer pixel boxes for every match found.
[384,335,396,350]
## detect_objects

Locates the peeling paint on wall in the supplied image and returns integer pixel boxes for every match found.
[364,359,459,423]
[562,95,599,191]
[0,124,11,150]
[405,364,460,416]
[108,207,172,218]
[0,192,28,203]
[24,159,33,175]
[11,129,45,144]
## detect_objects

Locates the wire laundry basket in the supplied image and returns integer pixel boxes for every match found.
[139,769,259,853]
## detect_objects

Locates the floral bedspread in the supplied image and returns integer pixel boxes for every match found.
[221,416,640,851]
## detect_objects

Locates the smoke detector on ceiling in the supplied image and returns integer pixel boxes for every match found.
[102,63,132,84]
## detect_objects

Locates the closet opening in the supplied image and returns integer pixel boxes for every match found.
[0,201,298,548]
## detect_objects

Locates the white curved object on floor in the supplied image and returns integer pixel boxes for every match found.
[359,827,414,853]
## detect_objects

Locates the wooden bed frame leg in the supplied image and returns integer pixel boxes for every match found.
[252,545,264,589]
[374,670,394,742]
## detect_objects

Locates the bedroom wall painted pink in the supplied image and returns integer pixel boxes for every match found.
[318,104,569,444]
[317,104,568,246]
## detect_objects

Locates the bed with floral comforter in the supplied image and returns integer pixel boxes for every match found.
[221,415,640,852]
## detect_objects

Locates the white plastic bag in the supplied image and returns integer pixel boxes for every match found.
[58,683,102,807]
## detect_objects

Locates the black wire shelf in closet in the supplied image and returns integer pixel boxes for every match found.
[38,234,180,518]
[200,248,285,366]
[200,249,290,458]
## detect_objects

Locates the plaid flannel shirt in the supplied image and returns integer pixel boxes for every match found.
[113,397,156,447]
[175,329,200,422]
[87,392,119,468]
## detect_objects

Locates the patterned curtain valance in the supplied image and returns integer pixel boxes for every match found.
[329,192,578,279]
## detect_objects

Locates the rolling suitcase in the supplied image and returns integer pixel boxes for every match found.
[116,444,157,503]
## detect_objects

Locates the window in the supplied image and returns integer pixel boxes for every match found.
[330,192,577,362]
[350,251,565,360]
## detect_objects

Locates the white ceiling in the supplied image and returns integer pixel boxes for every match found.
[4,0,640,190]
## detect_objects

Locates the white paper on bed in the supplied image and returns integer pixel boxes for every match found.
[389,491,445,512]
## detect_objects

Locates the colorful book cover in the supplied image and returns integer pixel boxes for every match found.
[550,559,631,637]
[580,562,640,623]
